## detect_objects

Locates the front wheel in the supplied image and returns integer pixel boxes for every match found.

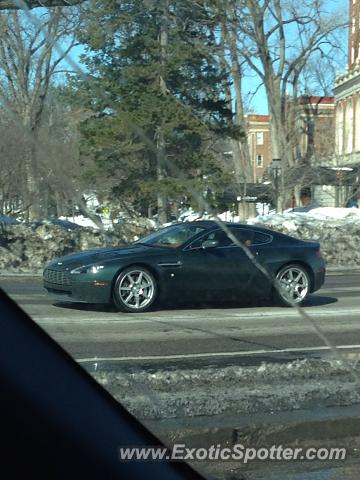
[273,264,310,307]
[113,267,157,313]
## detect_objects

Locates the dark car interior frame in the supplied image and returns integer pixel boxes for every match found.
[0,288,205,480]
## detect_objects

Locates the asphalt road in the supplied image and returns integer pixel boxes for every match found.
[2,272,360,480]
[1,271,360,367]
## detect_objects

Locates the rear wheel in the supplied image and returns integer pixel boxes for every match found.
[273,264,310,307]
[113,267,157,313]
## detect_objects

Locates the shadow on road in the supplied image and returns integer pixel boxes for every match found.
[303,295,338,307]
[52,294,338,313]
[53,302,117,313]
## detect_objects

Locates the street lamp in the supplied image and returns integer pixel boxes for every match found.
[270,158,282,212]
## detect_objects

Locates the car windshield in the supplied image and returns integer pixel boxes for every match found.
[134,224,206,248]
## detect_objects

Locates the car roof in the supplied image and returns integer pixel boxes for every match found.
[178,220,288,239]
[182,220,269,231]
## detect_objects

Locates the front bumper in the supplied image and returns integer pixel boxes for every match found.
[43,268,112,304]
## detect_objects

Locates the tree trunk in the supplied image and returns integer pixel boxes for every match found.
[227,25,253,183]
[156,128,167,224]
[23,110,40,219]
[266,84,290,212]
[156,0,169,225]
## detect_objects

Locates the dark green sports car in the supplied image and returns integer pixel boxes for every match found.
[43,221,326,312]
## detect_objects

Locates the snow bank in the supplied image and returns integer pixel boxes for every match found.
[307,207,360,220]
[248,208,360,266]
[2,207,360,271]
[91,358,360,420]
[59,215,102,230]
[0,220,153,272]
[249,207,360,225]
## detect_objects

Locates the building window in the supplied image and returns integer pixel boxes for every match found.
[256,132,264,145]
[256,155,263,167]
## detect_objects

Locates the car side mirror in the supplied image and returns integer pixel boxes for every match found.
[201,239,219,249]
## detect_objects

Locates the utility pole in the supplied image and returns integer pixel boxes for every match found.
[271,158,282,212]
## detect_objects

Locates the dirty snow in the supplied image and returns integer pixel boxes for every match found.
[90,358,360,420]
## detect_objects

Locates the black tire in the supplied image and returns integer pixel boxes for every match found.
[273,263,310,307]
[113,266,157,313]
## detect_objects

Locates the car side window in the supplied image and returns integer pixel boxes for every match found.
[207,230,234,247]
[188,229,230,248]
[230,228,272,246]
[229,228,254,246]
[188,228,272,249]
[188,228,251,248]
[188,229,227,249]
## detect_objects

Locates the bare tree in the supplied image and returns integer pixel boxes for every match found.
[212,1,255,219]
[0,116,27,215]
[232,0,346,209]
[0,8,81,218]
[217,5,253,184]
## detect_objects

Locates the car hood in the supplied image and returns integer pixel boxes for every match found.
[46,244,162,270]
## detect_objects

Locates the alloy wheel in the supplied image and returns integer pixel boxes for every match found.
[276,266,309,304]
[117,269,155,310]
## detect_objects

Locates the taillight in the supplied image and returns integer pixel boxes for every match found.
[315,248,321,257]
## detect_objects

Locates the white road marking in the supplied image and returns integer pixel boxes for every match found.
[76,344,360,363]
[31,305,360,325]
[9,293,47,297]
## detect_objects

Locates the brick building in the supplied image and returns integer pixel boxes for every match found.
[334,0,360,164]
[245,114,272,182]
[244,98,335,184]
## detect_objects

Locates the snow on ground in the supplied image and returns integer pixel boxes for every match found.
[308,207,360,219]
[178,204,272,223]
[55,208,360,236]
[248,207,360,226]
[2,207,360,271]
[91,358,360,420]
[59,215,114,230]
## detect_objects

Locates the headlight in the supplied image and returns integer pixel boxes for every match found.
[70,265,104,275]
[88,265,104,274]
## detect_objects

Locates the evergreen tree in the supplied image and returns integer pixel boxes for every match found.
[72,0,237,221]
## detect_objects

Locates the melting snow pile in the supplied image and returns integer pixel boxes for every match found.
[91,358,360,420]
[1,207,360,272]
[0,218,153,273]
[248,208,360,266]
